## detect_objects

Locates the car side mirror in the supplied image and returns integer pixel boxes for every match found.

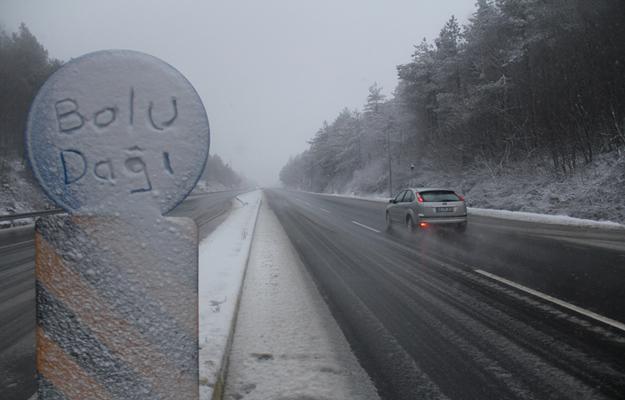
[389,199,396,204]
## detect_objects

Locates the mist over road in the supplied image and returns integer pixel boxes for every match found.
[0,190,242,400]
[265,189,625,400]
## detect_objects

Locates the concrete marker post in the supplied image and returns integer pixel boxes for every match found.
[26,50,210,400]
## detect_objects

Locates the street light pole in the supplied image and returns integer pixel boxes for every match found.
[386,128,393,197]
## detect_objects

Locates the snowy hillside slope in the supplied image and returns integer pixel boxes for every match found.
[334,151,625,224]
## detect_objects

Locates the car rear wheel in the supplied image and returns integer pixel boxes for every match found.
[385,212,393,231]
[406,216,416,233]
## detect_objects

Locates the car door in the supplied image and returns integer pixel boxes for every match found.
[390,190,406,222]
[401,190,416,221]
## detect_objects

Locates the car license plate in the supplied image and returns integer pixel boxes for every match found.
[436,207,454,212]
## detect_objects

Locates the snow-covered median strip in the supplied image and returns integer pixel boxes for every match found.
[468,207,625,230]
[198,190,262,400]
[224,195,380,400]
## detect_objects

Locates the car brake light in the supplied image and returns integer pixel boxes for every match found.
[416,193,424,203]
[419,222,428,228]
[456,193,464,201]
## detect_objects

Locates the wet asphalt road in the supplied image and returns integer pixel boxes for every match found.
[265,189,625,400]
[0,190,242,400]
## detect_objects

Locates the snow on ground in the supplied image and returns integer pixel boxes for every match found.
[468,208,625,230]
[198,190,261,400]
[309,150,625,224]
[448,151,625,224]
[223,195,380,400]
[0,159,51,217]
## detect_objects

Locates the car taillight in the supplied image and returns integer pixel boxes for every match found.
[456,193,465,201]
[416,193,424,203]
[419,222,428,228]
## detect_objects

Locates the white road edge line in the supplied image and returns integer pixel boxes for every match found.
[474,269,625,333]
[320,208,331,213]
[351,220,381,233]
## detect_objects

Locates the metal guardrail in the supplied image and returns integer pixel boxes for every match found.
[0,190,242,225]
[0,209,64,223]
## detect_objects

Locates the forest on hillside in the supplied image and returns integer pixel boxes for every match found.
[0,23,61,169]
[280,0,625,197]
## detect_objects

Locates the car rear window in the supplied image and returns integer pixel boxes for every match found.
[420,191,461,202]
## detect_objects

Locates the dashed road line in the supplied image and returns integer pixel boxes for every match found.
[352,220,381,233]
[474,269,625,333]
[320,208,331,213]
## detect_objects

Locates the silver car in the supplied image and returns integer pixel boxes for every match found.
[386,188,467,232]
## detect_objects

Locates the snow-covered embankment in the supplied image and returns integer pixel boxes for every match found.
[198,190,262,400]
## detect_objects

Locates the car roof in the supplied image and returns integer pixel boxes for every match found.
[406,188,455,193]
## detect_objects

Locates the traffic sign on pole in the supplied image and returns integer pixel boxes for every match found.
[27,50,210,400]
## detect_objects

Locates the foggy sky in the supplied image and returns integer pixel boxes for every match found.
[1,0,474,186]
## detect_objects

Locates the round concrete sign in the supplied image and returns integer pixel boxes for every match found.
[26,50,210,215]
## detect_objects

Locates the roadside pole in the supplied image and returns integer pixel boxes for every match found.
[386,129,393,197]
[25,50,210,400]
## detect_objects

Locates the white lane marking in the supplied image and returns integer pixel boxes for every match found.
[352,220,381,233]
[320,208,331,213]
[474,269,625,333]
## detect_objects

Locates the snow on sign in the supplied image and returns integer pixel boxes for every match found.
[26,49,210,215]
[27,51,208,400]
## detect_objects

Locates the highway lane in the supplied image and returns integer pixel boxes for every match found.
[0,189,243,400]
[265,189,625,400]
[0,225,36,400]
[168,189,244,237]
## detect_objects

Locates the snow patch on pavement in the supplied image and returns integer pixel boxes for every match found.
[224,195,380,400]
[198,190,261,400]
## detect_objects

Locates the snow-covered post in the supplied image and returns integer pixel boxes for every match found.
[25,50,210,400]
